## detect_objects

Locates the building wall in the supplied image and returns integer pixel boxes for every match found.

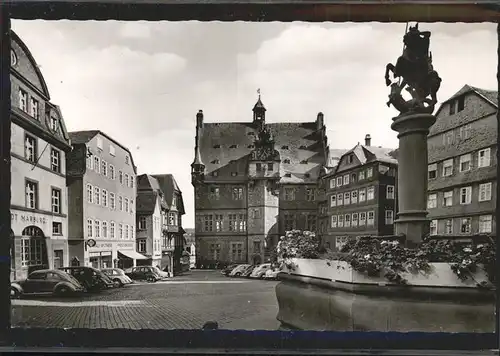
[427,91,497,236]
[279,184,317,233]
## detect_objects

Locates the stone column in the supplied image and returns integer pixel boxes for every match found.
[391,113,436,247]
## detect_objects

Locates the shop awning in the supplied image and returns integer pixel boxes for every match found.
[118,250,148,260]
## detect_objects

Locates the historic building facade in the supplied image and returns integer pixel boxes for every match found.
[191,96,329,265]
[66,130,141,269]
[136,174,174,273]
[321,135,398,251]
[427,85,497,237]
[151,174,186,275]
[9,31,73,279]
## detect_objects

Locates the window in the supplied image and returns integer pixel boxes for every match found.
[329,179,336,189]
[443,131,454,145]
[306,188,315,201]
[351,173,357,182]
[444,219,453,234]
[284,214,296,231]
[86,184,93,203]
[238,214,247,232]
[351,191,358,204]
[336,177,343,186]
[366,167,373,178]
[118,196,123,211]
[130,199,134,214]
[479,215,492,233]
[125,155,130,165]
[94,220,101,238]
[168,213,176,226]
[267,163,274,171]
[337,215,344,228]
[359,212,366,226]
[230,243,242,261]
[427,193,437,209]
[344,214,351,228]
[215,214,223,232]
[124,224,129,239]
[367,211,375,226]
[25,181,38,209]
[109,145,116,156]
[459,154,471,172]
[306,214,316,232]
[109,165,115,180]
[385,210,394,225]
[87,219,93,237]
[229,214,237,231]
[256,163,262,172]
[94,187,101,205]
[125,174,129,187]
[343,174,349,185]
[359,189,366,202]
[139,216,146,230]
[18,89,27,112]
[386,185,395,199]
[352,213,359,227]
[119,171,123,184]
[119,224,123,239]
[460,186,472,205]
[331,215,337,228]
[138,239,147,253]
[443,191,453,207]
[358,171,365,180]
[337,193,343,206]
[367,186,375,200]
[51,188,61,213]
[430,220,437,236]
[124,198,129,213]
[284,188,295,201]
[344,192,350,205]
[93,156,100,174]
[102,189,108,207]
[110,193,116,209]
[50,148,61,173]
[457,95,465,112]
[130,177,134,188]
[102,161,107,177]
[283,159,290,164]
[330,195,336,207]
[478,148,491,168]
[253,241,261,253]
[460,218,471,234]
[209,187,220,200]
[428,163,437,179]
[96,137,103,150]
[232,187,243,200]
[443,159,453,177]
[25,135,37,162]
[29,98,39,119]
[479,182,492,202]
[50,117,58,132]
[86,153,93,170]
[52,222,62,235]
[459,124,471,140]
[102,221,108,238]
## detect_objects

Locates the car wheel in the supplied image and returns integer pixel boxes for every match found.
[55,286,69,296]
[235,272,241,277]
[113,279,123,288]
[10,287,21,299]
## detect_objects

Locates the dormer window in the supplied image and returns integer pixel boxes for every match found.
[299,145,307,149]
[284,173,292,178]
[211,159,220,164]
[300,160,308,164]
[347,154,354,164]
[283,159,291,164]
[50,117,58,132]
[229,144,238,149]
[211,171,218,177]
[281,145,289,150]
[213,144,221,148]
[305,173,310,178]
[247,145,255,149]
[125,155,130,165]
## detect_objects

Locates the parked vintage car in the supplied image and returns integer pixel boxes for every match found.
[221,264,238,276]
[11,269,85,298]
[241,265,257,278]
[125,266,161,282]
[59,266,114,292]
[152,266,170,280]
[229,264,251,277]
[263,268,281,280]
[101,268,134,287]
[249,263,272,279]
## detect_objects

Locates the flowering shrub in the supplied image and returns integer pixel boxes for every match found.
[276,230,320,270]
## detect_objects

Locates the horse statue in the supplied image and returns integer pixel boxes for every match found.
[385,23,442,115]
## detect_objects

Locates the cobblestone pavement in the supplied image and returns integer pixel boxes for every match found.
[11,271,280,330]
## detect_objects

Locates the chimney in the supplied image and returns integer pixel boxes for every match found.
[196,110,204,128]
[316,112,324,130]
[365,134,371,146]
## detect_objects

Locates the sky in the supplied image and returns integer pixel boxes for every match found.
[11,20,497,228]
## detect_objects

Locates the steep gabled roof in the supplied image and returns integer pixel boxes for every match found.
[68,130,137,174]
[136,191,159,215]
[199,121,326,184]
[334,143,397,175]
[152,174,185,215]
[137,174,168,210]
[435,84,498,117]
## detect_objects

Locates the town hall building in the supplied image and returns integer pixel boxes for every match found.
[191,95,329,266]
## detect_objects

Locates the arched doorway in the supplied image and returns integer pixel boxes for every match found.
[252,254,262,265]
[21,226,48,274]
